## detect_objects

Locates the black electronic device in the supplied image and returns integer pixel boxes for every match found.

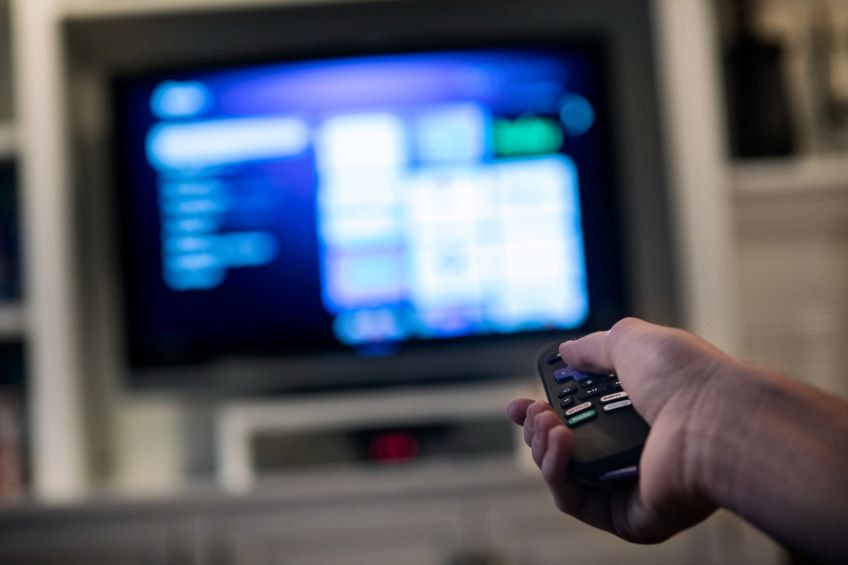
[111,40,630,393]
[71,0,679,394]
[535,343,649,484]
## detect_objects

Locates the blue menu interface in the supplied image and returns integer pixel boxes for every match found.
[116,47,609,363]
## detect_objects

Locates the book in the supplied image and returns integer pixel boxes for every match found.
[0,162,20,301]
[0,390,21,500]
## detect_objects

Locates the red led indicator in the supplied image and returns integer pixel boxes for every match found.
[368,432,419,464]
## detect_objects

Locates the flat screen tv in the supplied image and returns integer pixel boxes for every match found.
[112,41,629,392]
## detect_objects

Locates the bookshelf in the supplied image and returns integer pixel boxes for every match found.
[0,124,15,159]
[0,304,23,341]
[731,154,848,195]
[0,124,20,324]
[0,0,25,502]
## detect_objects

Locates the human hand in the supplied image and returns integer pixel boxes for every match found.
[507,317,737,542]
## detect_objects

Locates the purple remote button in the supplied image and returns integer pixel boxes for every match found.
[598,465,639,481]
[553,368,576,383]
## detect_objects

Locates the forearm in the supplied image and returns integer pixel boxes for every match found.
[699,363,848,562]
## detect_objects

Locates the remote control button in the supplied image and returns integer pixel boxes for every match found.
[603,399,632,412]
[606,381,622,393]
[557,385,577,398]
[556,377,576,388]
[560,397,575,409]
[577,387,603,401]
[579,377,599,388]
[564,401,592,417]
[598,465,638,481]
[553,368,576,384]
[546,353,561,365]
[567,409,597,428]
[600,391,628,403]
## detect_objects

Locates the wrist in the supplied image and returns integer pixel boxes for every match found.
[689,362,848,561]
[683,359,775,509]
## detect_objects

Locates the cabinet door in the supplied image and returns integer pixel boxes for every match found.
[215,496,465,565]
[485,488,705,565]
[0,521,170,565]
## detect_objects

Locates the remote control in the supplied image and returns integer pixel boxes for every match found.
[536,343,649,484]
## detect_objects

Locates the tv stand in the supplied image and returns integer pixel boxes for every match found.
[215,379,538,491]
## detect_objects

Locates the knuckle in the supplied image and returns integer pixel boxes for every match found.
[533,447,544,467]
[615,316,637,328]
[552,493,569,514]
[611,316,640,334]
[649,329,690,367]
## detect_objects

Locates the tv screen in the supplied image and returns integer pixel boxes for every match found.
[113,43,627,388]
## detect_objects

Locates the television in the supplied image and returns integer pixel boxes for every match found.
[111,41,632,392]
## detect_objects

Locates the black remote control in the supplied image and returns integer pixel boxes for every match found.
[536,343,649,484]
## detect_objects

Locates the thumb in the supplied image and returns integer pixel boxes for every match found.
[559,318,655,374]
[559,330,613,373]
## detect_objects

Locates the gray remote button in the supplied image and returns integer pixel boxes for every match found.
[600,391,628,403]
[603,399,632,412]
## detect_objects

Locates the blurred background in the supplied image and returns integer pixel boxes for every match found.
[0,0,847,563]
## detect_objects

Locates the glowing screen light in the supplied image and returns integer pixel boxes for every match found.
[126,47,600,356]
[493,116,564,156]
[559,93,596,136]
[150,81,212,119]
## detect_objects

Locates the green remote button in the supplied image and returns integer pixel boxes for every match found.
[566,409,597,428]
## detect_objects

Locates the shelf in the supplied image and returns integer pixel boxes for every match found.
[731,154,848,196]
[0,303,25,341]
[60,0,350,19]
[0,124,15,160]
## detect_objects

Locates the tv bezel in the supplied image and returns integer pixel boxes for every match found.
[109,38,630,394]
[63,0,678,396]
